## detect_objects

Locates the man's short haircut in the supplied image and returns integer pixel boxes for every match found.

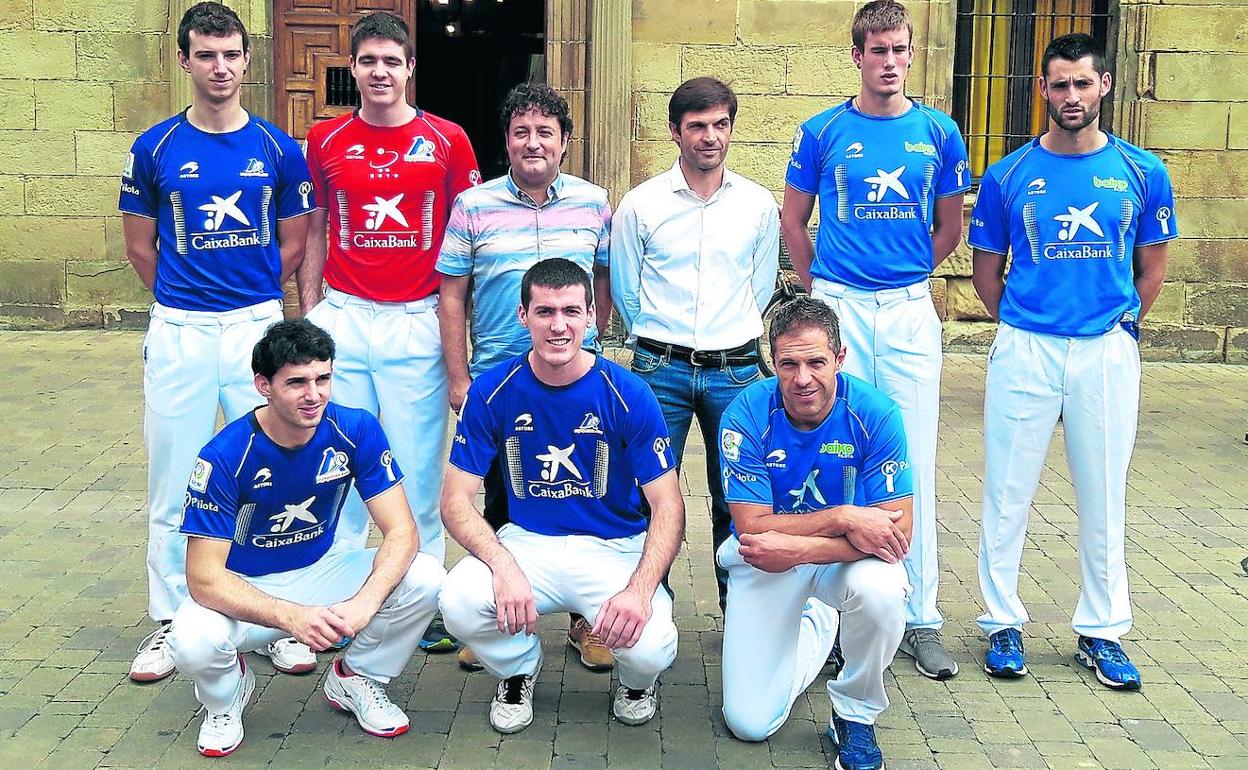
[1042,32,1108,77]
[668,77,738,128]
[851,0,912,50]
[500,82,573,139]
[768,297,843,356]
[252,320,336,380]
[521,258,592,310]
[178,1,249,56]
[351,11,414,60]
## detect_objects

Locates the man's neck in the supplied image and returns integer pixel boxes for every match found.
[359,101,417,128]
[1039,122,1108,155]
[853,90,911,118]
[254,406,316,449]
[186,98,248,133]
[529,349,594,388]
[513,170,557,205]
[678,157,725,201]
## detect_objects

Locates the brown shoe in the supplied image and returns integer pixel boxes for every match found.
[568,617,615,671]
[458,645,484,672]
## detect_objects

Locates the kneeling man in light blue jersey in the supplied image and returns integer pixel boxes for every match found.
[169,320,446,757]
[719,297,913,770]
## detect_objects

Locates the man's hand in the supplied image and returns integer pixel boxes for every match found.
[591,587,652,650]
[285,605,352,651]
[327,596,381,641]
[841,506,909,563]
[492,561,538,636]
[738,531,808,573]
[448,375,471,413]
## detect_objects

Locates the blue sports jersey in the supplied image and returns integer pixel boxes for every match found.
[119,111,315,312]
[719,373,912,532]
[968,135,1179,337]
[181,403,403,577]
[450,354,676,539]
[786,100,970,290]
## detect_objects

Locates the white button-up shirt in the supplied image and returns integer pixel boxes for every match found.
[610,160,780,351]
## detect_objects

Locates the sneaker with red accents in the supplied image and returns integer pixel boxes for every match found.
[254,637,317,674]
[323,659,409,737]
[196,657,255,757]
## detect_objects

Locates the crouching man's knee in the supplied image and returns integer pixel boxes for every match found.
[845,559,909,624]
[722,702,782,743]
[168,603,235,678]
[388,552,446,609]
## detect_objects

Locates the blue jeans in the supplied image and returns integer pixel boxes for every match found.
[631,346,767,610]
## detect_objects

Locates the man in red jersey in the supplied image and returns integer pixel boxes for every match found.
[298,11,479,651]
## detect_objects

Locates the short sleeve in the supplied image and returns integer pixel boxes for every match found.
[275,132,316,219]
[304,131,330,211]
[718,393,773,507]
[594,202,611,267]
[448,379,499,477]
[1136,159,1179,246]
[435,196,475,277]
[444,128,481,206]
[119,140,158,218]
[621,379,676,487]
[179,451,240,541]
[784,122,820,195]
[935,121,971,197]
[967,170,1010,255]
[858,405,913,506]
[351,413,404,501]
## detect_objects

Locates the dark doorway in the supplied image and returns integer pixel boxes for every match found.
[416,0,546,180]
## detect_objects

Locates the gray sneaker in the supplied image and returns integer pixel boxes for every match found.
[898,628,958,680]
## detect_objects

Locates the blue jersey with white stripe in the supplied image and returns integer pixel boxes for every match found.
[786,100,970,290]
[968,135,1178,337]
[450,354,676,539]
[181,403,402,577]
[119,112,315,311]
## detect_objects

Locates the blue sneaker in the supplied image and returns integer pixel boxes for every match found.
[984,628,1028,678]
[1075,636,1141,691]
[419,613,460,653]
[826,712,884,770]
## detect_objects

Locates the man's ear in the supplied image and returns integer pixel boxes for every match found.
[254,373,271,398]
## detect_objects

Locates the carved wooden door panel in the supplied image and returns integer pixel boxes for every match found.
[274,0,416,141]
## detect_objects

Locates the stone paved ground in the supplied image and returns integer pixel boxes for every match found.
[0,331,1245,769]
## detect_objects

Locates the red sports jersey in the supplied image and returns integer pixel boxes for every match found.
[305,109,480,301]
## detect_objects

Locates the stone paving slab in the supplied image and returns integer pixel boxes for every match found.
[0,331,1244,769]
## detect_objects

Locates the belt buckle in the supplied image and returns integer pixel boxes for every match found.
[690,349,718,367]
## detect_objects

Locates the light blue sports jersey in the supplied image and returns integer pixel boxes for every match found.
[436,173,610,376]
[120,111,315,312]
[968,135,1178,337]
[786,99,970,290]
[450,353,675,539]
[719,373,912,534]
[181,403,402,577]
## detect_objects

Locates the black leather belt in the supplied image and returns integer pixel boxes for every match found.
[636,337,760,366]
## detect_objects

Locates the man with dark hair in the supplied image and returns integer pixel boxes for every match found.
[718,297,912,770]
[781,0,969,679]
[168,319,446,757]
[437,82,614,671]
[610,76,779,610]
[439,258,683,735]
[120,0,316,683]
[298,10,480,652]
[970,32,1176,689]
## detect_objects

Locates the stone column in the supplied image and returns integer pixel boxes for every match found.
[587,0,631,205]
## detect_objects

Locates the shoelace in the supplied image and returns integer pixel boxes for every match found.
[350,674,390,711]
[991,631,1023,656]
[501,675,527,705]
[136,624,171,654]
[839,719,879,755]
[1086,639,1129,665]
[624,688,649,701]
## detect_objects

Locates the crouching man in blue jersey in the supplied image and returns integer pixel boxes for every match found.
[439,258,682,734]
[719,298,913,770]
[168,320,446,757]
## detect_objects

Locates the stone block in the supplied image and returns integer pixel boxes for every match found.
[1138,324,1225,363]
[682,46,787,95]
[0,304,100,329]
[1231,104,1248,150]
[1154,53,1248,102]
[1226,327,1248,364]
[0,130,74,174]
[727,142,795,193]
[1144,5,1248,53]
[1156,150,1248,199]
[931,276,948,320]
[935,239,973,277]
[632,44,681,93]
[1167,237,1248,284]
[734,95,833,142]
[76,131,138,176]
[34,0,166,33]
[1185,282,1248,327]
[0,175,22,214]
[1174,197,1248,239]
[1139,102,1228,150]
[66,260,150,306]
[104,216,125,261]
[942,320,996,352]
[25,176,118,217]
[0,0,34,30]
[633,0,735,44]
[945,277,990,321]
[35,82,113,130]
[113,82,170,132]
[0,80,35,129]
[629,141,673,186]
[634,91,673,140]
[740,0,856,46]
[0,260,63,305]
[786,47,860,97]
[0,31,76,79]
[1148,281,1185,325]
[77,34,165,83]
[0,216,108,261]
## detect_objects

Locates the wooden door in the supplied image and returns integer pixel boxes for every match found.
[274,0,417,141]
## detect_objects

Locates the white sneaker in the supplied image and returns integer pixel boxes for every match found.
[254,637,317,674]
[129,624,175,683]
[323,659,409,737]
[489,670,538,734]
[612,684,657,725]
[196,657,255,757]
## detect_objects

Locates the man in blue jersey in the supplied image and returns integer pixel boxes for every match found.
[439,258,683,734]
[168,320,446,757]
[969,33,1176,690]
[718,297,912,770]
[780,0,968,680]
[120,2,317,683]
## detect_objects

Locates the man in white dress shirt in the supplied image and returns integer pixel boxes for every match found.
[610,77,780,609]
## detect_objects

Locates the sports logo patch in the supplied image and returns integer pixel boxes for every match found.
[380,449,396,482]
[404,136,436,163]
[653,437,670,470]
[721,429,743,462]
[315,447,350,484]
[123,152,135,180]
[189,459,213,492]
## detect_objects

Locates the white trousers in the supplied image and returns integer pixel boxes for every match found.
[811,278,943,630]
[977,323,1139,642]
[306,288,449,562]
[718,536,908,736]
[143,299,282,621]
[169,550,445,712]
[439,525,678,690]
